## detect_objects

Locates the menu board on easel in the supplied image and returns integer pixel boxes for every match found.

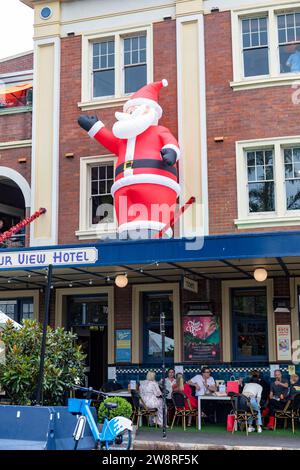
[183,316,220,361]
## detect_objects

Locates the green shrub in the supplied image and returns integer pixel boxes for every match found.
[0,319,86,405]
[98,396,132,422]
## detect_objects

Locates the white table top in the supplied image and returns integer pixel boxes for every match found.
[197,395,231,400]
[105,390,131,398]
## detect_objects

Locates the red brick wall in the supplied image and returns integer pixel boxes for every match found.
[58,20,177,244]
[0,53,33,74]
[0,54,32,188]
[205,11,300,235]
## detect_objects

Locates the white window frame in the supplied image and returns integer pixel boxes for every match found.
[79,24,153,111]
[231,2,300,90]
[236,135,300,228]
[76,155,117,240]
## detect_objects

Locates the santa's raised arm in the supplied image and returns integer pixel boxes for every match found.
[78,80,181,239]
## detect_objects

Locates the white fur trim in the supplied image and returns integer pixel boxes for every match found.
[118,220,173,238]
[88,120,104,139]
[161,143,181,161]
[162,79,168,87]
[124,98,163,119]
[111,173,181,196]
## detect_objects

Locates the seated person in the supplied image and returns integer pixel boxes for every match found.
[288,374,300,400]
[172,373,197,426]
[250,370,270,408]
[160,368,176,403]
[286,45,300,73]
[139,371,163,427]
[265,369,289,430]
[242,377,263,433]
[188,367,216,396]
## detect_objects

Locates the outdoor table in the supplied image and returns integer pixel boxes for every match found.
[197,395,234,430]
[105,390,131,398]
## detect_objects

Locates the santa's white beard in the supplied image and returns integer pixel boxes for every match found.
[112,107,157,139]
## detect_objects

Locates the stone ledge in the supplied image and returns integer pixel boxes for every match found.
[133,440,299,451]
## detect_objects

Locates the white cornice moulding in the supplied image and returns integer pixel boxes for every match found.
[0,140,32,150]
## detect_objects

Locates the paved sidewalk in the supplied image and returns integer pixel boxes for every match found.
[133,428,300,450]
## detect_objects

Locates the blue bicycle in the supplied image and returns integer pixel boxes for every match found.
[69,386,133,450]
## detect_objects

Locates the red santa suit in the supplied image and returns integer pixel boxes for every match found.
[88,80,181,236]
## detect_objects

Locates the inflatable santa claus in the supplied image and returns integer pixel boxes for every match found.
[78,79,181,239]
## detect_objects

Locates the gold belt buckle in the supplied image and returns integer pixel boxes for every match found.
[124,160,133,170]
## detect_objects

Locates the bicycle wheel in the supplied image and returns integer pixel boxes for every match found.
[105,429,132,450]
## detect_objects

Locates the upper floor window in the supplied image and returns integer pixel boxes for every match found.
[242,17,269,77]
[278,13,300,73]
[0,83,32,112]
[246,149,274,212]
[90,30,148,101]
[76,155,117,240]
[93,40,115,98]
[90,163,114,225]
[232,7,300,89]
[124,34,147,93]
[81,26,151,107]
[236,137,300,228]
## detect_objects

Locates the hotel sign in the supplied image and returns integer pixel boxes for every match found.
[0,248,98,269]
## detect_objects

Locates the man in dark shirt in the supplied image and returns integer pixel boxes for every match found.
[265,369,289,430]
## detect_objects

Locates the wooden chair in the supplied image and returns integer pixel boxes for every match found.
[171,391,198,431]
[275,393,300,433]
[130,389,158,427]
[228,392,258,435]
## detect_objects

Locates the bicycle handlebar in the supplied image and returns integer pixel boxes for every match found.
[72,385,107,398]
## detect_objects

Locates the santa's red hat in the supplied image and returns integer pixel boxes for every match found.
[123,79,168,119]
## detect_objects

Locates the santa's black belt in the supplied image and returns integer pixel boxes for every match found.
[115,159,177,177]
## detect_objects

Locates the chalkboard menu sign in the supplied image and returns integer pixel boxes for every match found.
[183,315,220,361]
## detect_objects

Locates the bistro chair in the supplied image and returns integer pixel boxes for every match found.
[171,391,198,431]
[101,381,123,393]
[130,389,158,427]
[275,393,300,433]
[228,392,258,436]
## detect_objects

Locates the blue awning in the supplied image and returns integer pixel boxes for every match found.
[0,230,299,270]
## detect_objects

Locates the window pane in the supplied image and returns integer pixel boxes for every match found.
[265,166,273,180]
[100,42,107,54]
[93,43,100,55]
[278,15,286,29]
[287,27,296,42]
[99,166,106,179]
[247,152,255,166]
[278,28,287,44]
[124,64,147,94]
[92,194,114,224]
[124,51,130,65]
[259,17,267,31]
[100,56,107,69]
[282,45,300,73]
[107,54,114,68]
[293,147,300,161]
[242,19,250,33]
[93,69,115,97]
[248,167,256,182]
[243,33,251,48]
[286,180,300,210]
[248,182,275,212]
[91,181,98,195]
[108,41,114,54]
[256,165,264,180]
[284,148,292,163]
[93,56,99,70]
[260,31,268,46]
[265,150,273,164]
[287,14,295,28]
[251,18,259,32]
[124,38,130,51]
[107,165,113,178]
[256,151,264,165]
[132,51,139,64]
[99,181,106,194]
[285,164,293,178]
[243,47,269,77]
[91,166,98,180]
[140,35,146,49]
[252,33,259,47]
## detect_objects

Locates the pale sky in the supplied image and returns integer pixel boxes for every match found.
[0,0,34,60]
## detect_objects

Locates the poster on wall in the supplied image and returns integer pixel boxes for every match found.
[183,316,220,361]
[276,324,292,361]
[116,329,131,363]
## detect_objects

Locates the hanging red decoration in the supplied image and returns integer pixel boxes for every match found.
[0,208,46,244]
